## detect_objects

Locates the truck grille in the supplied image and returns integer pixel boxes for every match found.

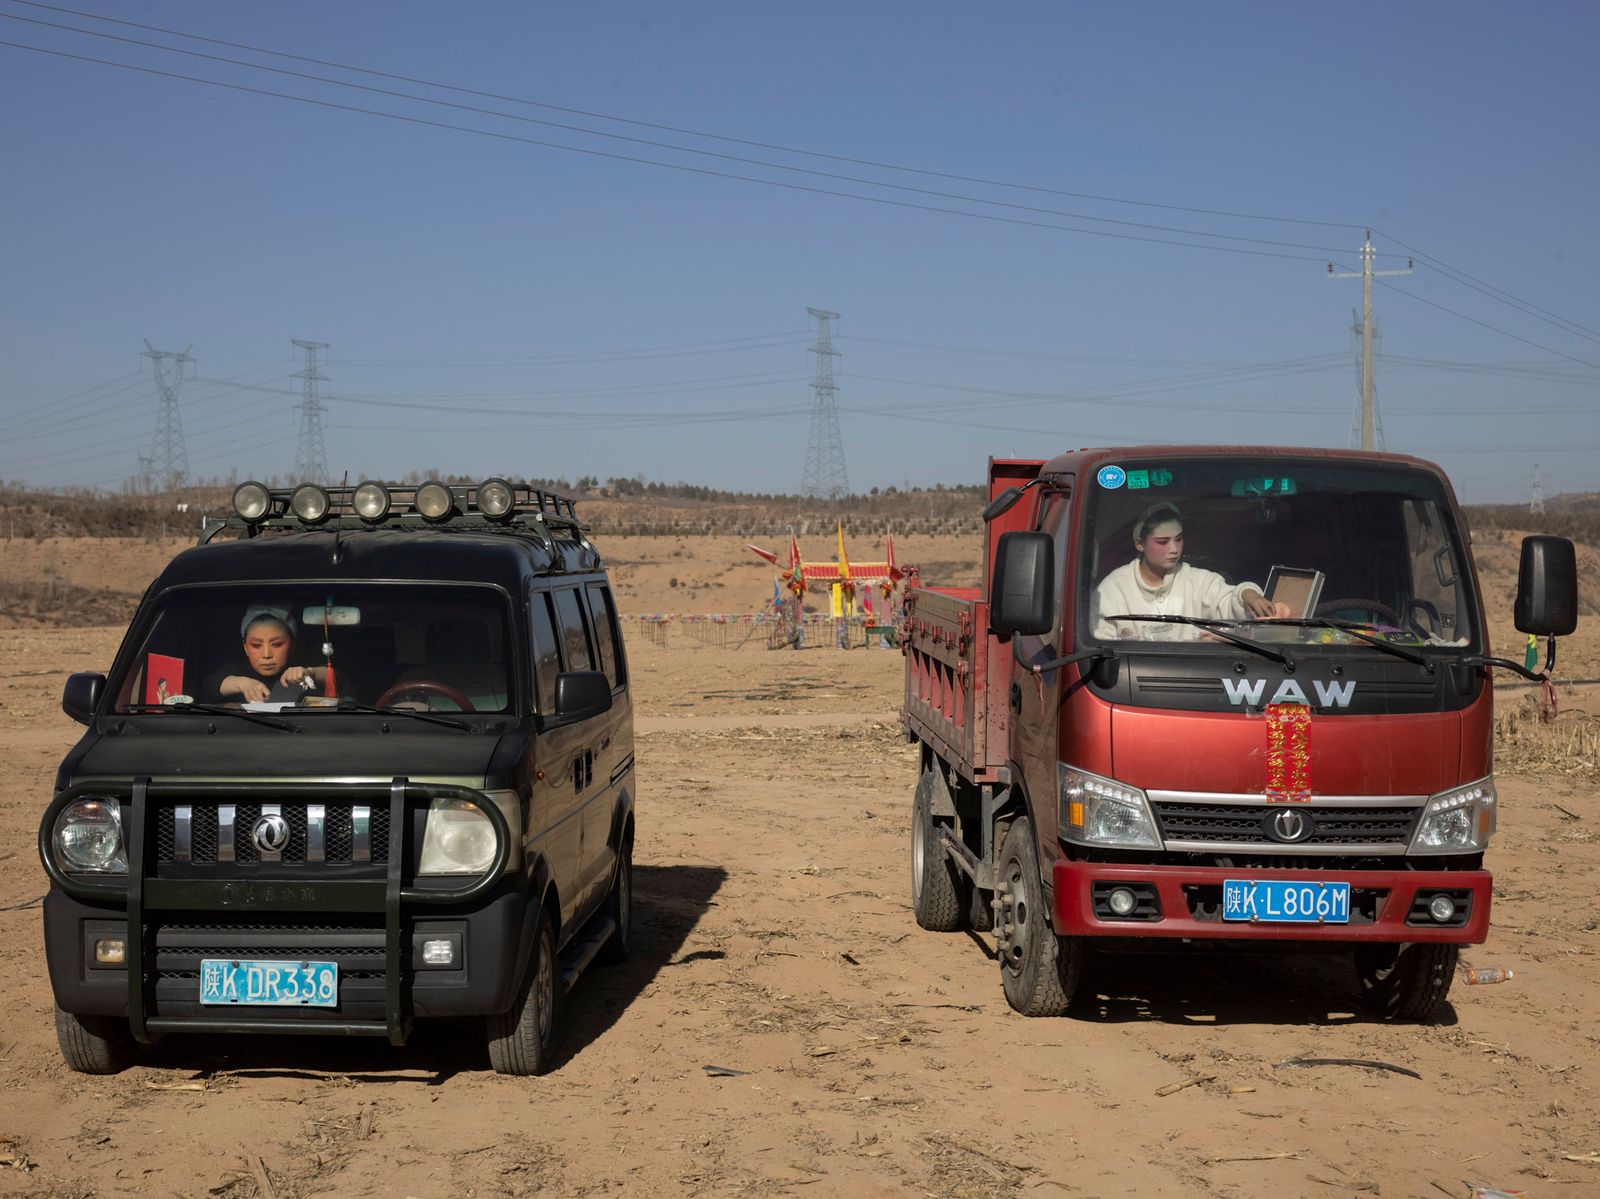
[1152,802,1418,849]
[154,803,391,864]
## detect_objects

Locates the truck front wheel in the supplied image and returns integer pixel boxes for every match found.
[1354,942,1458,1022]
[54,1004,135,1075]
[912,771,965,931]
[995,817,1081,1017]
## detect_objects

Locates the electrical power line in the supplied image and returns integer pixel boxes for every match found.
[0,37,1364,265]
[5,0,1366,232]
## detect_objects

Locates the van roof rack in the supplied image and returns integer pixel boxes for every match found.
[200,479,590,543]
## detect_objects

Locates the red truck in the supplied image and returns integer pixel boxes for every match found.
[902,447,1577,1019]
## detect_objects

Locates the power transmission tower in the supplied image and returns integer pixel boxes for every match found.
[141,340,194,492]
[801,308,848,503]
[1328,231,1411,450]
[1346,308,1387,450]
[1530,464,1546,516]
[292,339,330,484]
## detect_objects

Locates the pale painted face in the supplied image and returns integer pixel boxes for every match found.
[1136,519,1184,577]
[242,619,292,678]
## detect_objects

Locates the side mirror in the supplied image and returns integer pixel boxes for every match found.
[990,531,1054,636]
[982,486,1025,522]
[552,670,613,723]
[62,673,105,725]
[1514,535,1578,636]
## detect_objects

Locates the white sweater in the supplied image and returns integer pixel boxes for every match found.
[1091,560,1260,640]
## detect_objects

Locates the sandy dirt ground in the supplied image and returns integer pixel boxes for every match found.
[0,535,1598,1199]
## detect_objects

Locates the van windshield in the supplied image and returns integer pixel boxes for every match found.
[1079,458,1478,652]
[110,585,514,714]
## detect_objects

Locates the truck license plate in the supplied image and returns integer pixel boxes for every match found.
[1223,880,1350,924]
[199,959,338,1007]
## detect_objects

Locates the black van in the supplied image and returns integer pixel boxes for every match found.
[39,480,633,1076]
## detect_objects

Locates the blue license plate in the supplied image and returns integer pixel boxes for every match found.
[199,959,338,1007]
[1223,879,1350,924]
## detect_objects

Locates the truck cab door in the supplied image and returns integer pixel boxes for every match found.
[1012,492,1072,868]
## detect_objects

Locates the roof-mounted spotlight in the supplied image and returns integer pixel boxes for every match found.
[476,477,516,520]
[415,480,456,522]
[290,483,332,524]
[353,480,392,522]
[232,481,272,523]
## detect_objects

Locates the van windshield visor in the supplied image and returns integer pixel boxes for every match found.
[1081,458,1477,654]
[109,584,514,716]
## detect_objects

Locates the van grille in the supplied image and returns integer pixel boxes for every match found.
[154,803,391,864]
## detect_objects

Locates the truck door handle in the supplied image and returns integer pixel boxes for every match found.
[573,751,594,793]
[1010,682,1022,713]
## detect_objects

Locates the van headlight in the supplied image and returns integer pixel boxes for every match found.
[1059,765,1162,850]
[418,791,520,876]
[1410,777,1496,854]
[53,799,128,873]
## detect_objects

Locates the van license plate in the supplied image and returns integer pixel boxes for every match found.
[1223,880,1350,924]
[199,959,338,1007]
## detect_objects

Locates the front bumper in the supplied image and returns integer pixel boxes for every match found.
[40,778,515,1044]
[1052,859,1492,944]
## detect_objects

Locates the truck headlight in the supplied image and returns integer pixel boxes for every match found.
[418,791,520,876]
[1059,765,1162,850]
[1410,777,1496,854]
[53,799,128,873]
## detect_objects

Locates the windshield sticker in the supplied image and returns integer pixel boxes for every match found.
[1126,469,1149,489]
[1096,465,1126,489]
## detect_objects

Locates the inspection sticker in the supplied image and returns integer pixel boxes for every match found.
[1096,465,1126,489]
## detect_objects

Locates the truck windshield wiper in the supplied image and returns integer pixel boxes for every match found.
[1254,617,1433,670]
[1102,614,1294,666]
[334,699,472,732]
[123,701,297,732]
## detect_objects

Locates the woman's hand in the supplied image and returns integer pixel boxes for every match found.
[282,666,321,690]
[1240,589,1277,620]
[223,676,271,703]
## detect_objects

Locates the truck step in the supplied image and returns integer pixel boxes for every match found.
[559,917,617,992]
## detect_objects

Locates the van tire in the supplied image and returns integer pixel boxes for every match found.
[486,907,558,1075]
[54,1004,135,1075]
[912,772,964,931]
[597,837,632,966]
[996,817,1080,1017]
[1354,942,1458,1022]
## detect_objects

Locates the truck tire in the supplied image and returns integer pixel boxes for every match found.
[54,1004,135,1075]
[912,771,964,931]
[995,817,1081,1017]
[1354,942,1458,1022]
[486,906,558,1075]
[597,836,632,966]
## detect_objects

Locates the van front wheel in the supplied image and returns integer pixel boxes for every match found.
[486,907,558,1075]
[55,1004,135,1075]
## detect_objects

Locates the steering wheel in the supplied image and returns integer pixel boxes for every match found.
[1314,597,1402,626]
[374,679,477,712]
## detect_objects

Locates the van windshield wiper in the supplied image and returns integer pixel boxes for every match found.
[123,701,297,732]
[1255,617,1433,670]
[1102,614,1294,666]
[333,699,472,732]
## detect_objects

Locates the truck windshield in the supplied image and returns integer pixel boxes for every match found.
[109,584,514,715]
[1080,458,1478,652]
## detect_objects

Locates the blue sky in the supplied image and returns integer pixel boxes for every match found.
[2,1,1596,502]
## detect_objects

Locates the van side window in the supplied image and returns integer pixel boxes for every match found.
[551,588,593,672]
[530,591,561,714]
[585,583,622,687]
